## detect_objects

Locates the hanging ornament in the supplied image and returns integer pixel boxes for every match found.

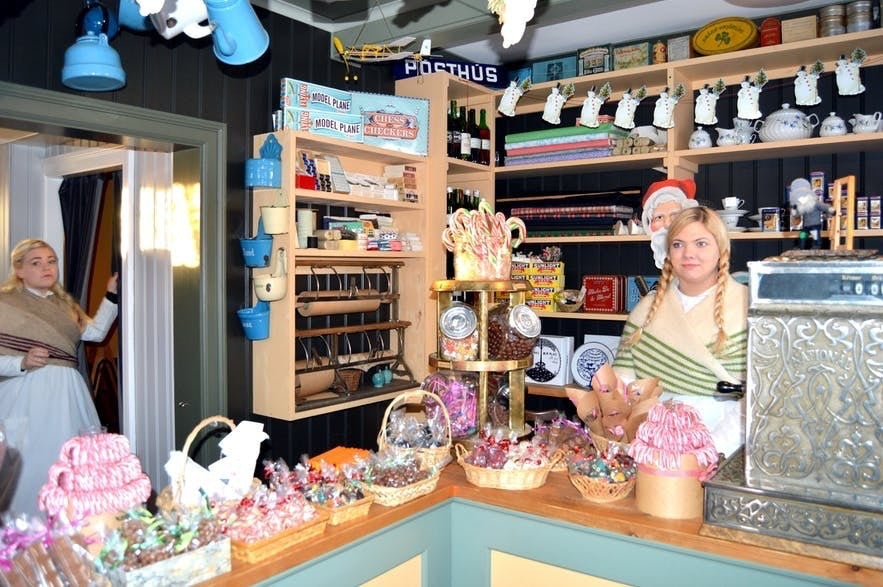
[835,48,866,96]
[498,76,532,117]
[542,82,575,125]
[579,81,611,128]
[695,79,726,126]
[794,61,823,106]
[613,85,646,130]
[652,83,685,129]
[488,0,538,49]
[736,69,766,120]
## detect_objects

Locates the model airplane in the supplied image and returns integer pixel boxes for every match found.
[333,36,432,81]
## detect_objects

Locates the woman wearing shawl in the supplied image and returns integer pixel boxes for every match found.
[0,239,118,516]
[613,207,748,456]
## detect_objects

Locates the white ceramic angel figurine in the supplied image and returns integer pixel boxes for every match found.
[652,84,684,129]
[794,63,822,106]
[694,85,719,126]
[498,77,531,117]
[614,86,645,130]
[835,50,866,96]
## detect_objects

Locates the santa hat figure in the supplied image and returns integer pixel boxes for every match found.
[640,179,698,235]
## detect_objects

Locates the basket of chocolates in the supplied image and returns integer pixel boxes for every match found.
[567,449,637,503]
[276,457,374,526]
[455,428,562,491]
[358,450,441,507]
[530,416,595,472]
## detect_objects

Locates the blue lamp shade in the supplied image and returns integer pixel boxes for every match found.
[62,33,126,91]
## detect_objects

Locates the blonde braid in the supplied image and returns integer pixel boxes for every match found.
[711,248,731,355]
[625,257,675,347]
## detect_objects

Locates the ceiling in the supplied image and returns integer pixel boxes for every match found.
[254,0,838,66]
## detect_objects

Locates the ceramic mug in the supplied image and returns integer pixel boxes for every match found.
[722,196,744,210]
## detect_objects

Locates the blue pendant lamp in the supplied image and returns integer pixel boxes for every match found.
[62,0,126,91]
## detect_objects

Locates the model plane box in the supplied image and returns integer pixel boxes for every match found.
[282,108,363,143]
[352,92,429,156]
[280,78,353,113]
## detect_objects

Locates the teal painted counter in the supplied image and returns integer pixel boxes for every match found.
[203,467,881,586]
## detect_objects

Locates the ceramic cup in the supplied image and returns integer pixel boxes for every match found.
[722,196,745,210]
[720,214,740,229]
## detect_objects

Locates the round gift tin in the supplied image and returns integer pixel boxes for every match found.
[692,17,759,55]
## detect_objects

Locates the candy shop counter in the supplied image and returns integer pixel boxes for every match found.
[201,466,882,586]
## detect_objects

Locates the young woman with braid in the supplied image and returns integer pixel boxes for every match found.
[613,207,748,456]
[0,239,119,516]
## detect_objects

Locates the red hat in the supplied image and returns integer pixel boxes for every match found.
[642,179,697,208]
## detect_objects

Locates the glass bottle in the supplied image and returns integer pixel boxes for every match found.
[478,108,491,165]
[448,100,458,158]
[459,105,471,161]
[468,108,480,162]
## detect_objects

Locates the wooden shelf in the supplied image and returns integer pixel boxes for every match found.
[281,130,426,165]
[292,188,425,211]
[536,311,629,321]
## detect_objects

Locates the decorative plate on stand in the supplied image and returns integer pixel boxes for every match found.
[570,336,619,387]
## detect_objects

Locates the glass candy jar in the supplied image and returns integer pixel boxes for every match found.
[487,301,541,361]
[421,370,478,439]
[438,301,478,361]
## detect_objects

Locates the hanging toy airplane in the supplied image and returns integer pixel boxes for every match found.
[333,36,432,81]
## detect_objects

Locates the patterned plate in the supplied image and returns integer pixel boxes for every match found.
[570,339,618,387]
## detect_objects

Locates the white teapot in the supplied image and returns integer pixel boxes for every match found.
[715,127,741,147]
[819,112,847,137]
[849,112,882,134]
[689,127,712,149]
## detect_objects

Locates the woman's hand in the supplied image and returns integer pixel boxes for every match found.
[106,272,119,294]
[21,347,50,371]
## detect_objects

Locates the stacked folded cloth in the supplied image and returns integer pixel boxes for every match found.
[507,190,638,234]
[504,118,628,166]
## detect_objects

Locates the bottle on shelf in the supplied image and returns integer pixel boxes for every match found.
[463,189,473,210]
[473,189,482,209]
[459,105,471,161]
[469,108,481,163]
[446,186,455,225]
[478,108,491,166]
[448,100,459,159]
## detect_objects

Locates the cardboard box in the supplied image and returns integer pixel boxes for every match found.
[613,42,650,70]
[782,15,818,43]
[511,259,564,276]
[582,275,625,313]
[667,35,692,62]
[525,334,574,386]
[280,78,353,113]
[282,108,363,142]
[626,276,660,311]
[577,46,611,75]
[353,92,429,156]
[531,55,578,83]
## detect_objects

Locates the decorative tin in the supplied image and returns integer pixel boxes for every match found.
[612,42,650,70]
[581,275,625,313]
[691,17,759,55]
[745,259,883,512]
[759,17,781,46]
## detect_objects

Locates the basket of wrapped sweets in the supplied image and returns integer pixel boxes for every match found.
[359,450,441,507]
[273,456,374,526]
[530,415,594,473]
[455,429,562,491]
[377,390,452,470]
[567,449,637,503]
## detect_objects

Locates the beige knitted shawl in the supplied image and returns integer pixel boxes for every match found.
[0,290,81,366]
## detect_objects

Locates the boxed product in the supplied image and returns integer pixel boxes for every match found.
[525,335,574,386]
[613,42,650,70]
[511,259,564,277]
[577,46,611,75]
[582,275,625,313]
[856,197,869,230]
[352,92,429,156]
[869,195,881,229]
[626,275,660,311]
[280,78,353,113]
[531,55,578,83]
[782,15,818,43]
[282,108,363,142]
[384,164,420,203]
[667,35,692,61]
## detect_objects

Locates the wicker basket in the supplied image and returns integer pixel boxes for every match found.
[554,289,584,313]
[590,432,630,455]
[230,512,329,563]
[156,415,237,515]
[314,494,374,526]
[455,444,562,491]
[568,474,636,503]
[363,473,440,507]
[337,367,364,393]
[377,390,453,470]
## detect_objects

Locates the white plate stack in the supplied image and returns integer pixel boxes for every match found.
[716,208,748,231]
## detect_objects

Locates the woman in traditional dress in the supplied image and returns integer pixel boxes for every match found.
[0,239,118,516]
[613,207,748,456]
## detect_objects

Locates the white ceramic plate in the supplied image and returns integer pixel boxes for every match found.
[571,338,619,387]
[716,209,748,216]
[728,227,747,232]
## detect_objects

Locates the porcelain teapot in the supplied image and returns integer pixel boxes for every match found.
[755,103,819,142]
[688,127,712,149]
[732,117,756,144]
[715,127,741,147]
[849,112,882,134]
[819,112,847,137]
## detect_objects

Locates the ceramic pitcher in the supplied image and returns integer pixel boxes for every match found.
[849,112,882,134]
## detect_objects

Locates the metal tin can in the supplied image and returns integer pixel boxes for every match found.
[759,17,781,46]
[439,302,478,361]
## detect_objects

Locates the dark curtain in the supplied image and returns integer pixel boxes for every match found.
[58,174,104,384]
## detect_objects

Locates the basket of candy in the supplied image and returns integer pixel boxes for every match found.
[377,390,452,470]
[530,416,595,472]
[567,449,637,503]
[455,429,561,491]
[441,199,526,280]
[276,457,374,526]
[359,450,441,507]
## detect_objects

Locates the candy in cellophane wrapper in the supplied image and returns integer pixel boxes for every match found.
[421,370,478,439]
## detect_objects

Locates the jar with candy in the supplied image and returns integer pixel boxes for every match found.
[487,301,541,360]
[438,301,478,361]
[421,370,478,439]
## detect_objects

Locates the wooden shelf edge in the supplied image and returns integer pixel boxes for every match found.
[536,311,629,321]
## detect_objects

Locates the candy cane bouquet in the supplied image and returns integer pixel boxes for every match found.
[442,199,526,280]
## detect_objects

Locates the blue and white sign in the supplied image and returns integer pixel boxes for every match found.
[393,58,507,89]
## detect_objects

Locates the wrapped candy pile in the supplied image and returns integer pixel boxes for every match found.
[382,402,448,452]
[567,450,637,484]
[358,449,433,488]
[464,427,553,470]
[421,371,477,439]
[1,515,97,585]
[530,415,594,463]
[268,457,366,509]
